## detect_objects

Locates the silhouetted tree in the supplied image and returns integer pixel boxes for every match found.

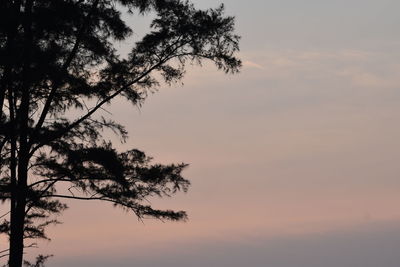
[0,0,240,266]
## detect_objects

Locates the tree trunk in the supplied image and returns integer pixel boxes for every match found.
[9,0,33,263]
[9,130,29,266]
[9,152,29,267]
[9,191,27,267]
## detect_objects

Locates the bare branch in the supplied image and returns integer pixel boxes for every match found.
[0,253,9,259]
[0,211,10,220]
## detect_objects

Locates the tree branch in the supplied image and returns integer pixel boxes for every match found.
[0,243,37,259]
[29,37,193,156]
[0,211,10,220]
[28,176,104,189]
[0,253,9,259]
[29,58,166,156]
[0,0,22,116]
[41,194,106,201]
[33,0,101,137]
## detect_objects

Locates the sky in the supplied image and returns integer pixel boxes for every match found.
[3,0,400,266]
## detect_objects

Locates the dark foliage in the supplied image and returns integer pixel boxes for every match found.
[0,0,240,265]
[23,255,52,267]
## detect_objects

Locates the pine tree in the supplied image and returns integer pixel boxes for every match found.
[0,0,240,266]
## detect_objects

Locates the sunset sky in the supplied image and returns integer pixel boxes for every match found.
[3,0,400,266]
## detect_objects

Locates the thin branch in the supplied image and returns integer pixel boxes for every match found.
[25,177,65,215]
[0,243,37,259]
[67,186,77,197]
[30,38,192,156]
[41,194,106,201]
[29,59,165,156]
[0,253,9,259]
[33,0,101,137]
[99,106,113,115]
[41,194,142,219]
[0,211,10,220]
[39,194,135,208]
[28,176,103,188]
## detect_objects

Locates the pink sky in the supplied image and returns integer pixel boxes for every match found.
[2,0,400,266]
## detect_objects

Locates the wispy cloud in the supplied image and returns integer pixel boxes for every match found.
[241,49,400,91]
[242,60,265,69]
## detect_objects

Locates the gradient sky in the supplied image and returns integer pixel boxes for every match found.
[2,0,400,266]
